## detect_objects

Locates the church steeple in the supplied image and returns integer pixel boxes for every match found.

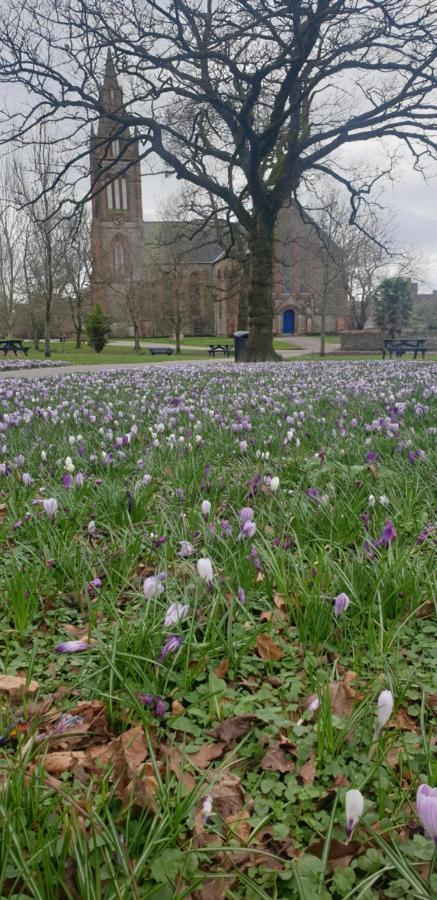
[99,49,124,116]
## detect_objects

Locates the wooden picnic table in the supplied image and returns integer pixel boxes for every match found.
[208,343,234,358]
[0,339,30,356]
[381,338,427,360]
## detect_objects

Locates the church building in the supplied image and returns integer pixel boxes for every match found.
[90,54,349,337]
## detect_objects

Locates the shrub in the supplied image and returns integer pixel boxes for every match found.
[85,304,110,353]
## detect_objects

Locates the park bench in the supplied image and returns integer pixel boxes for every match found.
[381,338,427,360]
[208,343,234,358]
[0,339,30,357]
[148,346,174,356]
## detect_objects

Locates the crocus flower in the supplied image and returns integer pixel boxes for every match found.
[241,520,256,539]
[197,557,213,587]
[239,440,247,454]
[201,500,211,518]
[63,473,73,489]
[163,602,190,628]
[416,784,437,843]
[22,472,33,486]
[201,794,213,823]
[219,519,232,537]
[307,487,319,500]
[138,693,154,708]
[334,592,350,619]
[239,507,254,525]
[87,520,97,535]
[43,497,58,519]
[65,456,75,473]
[376,521,397,547]
[345,789,364,837]
[160,634,182,659]
[377,689,394,733]
[55,640,91,653]
[75,472,84,486]
[143,575,165,600]
[177,540,195,557]
[270,476,280,493]
[237,587,246,604]
[155,697,167,717]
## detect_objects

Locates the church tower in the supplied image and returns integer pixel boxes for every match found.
[90,51,144,333]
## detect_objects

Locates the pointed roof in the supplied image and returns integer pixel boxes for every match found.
[104,48,116,80]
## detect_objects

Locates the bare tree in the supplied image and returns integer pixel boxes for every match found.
[63,211,92,348]
[0,162,24,337]
[15,131,72,356]
[2,2,437,359]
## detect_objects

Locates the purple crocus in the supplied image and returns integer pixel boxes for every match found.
[307,487,319,500]
[55,640,91,653]
[219,519,232,537]
[63,473,73,489]
[366,452,378,463]
[138,693,155,708]
[376,520,397,547]
[241,519,257,540]
[416,784,437,844]
[155,697,167,717]
[237,586,246,605]
[143,575,165,600]
[160,634,182,659]
[239,507,254,525]
[334,592,350,619]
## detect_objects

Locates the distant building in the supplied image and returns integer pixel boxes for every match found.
[90,52,349,336]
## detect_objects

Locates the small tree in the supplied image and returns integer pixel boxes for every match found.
[85,304,110,352]
[374,277,412,338]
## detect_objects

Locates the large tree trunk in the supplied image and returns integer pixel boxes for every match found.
[76,319,82,349]
[245,213,275,361]
[237,255,250,331]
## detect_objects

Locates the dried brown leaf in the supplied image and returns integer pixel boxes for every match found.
[392,709,419,733]
[188,743,226,768]
[171,700,185,716]
[329,671,357,717]
[193,876,236,900]
[214,658,230,678]
[261,743,294,773]
[209,714,258,745]
[256,633,284,661]
[225,808,250,844]
[309,837,363,871]
[298,753,316,784]
[0,674,39,699]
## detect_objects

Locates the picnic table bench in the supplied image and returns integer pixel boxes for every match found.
[0,339,30,356]
[381,338,427,360]
[208,343,234,358]
[148,346,174,356]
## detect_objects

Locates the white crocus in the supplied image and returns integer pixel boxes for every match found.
[377,689,394,733]
[43,497,58,518]
[163,602,190,628]
[270,476,280,493]
[197,557,213,586]
[345,789,364,837]
[143,575,164,600]
[201,500,211,518]
[65,456,75,473]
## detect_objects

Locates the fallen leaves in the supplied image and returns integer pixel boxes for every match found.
[329,670,358,717]
[0,674,39,699]
[261,742,294,773]
[255,633,284,661]
[298,753,316,784]
[309,837,364,871]
[209,714,259,745]
[188,742,226,768]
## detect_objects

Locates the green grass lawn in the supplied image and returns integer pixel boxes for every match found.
[25,342,209,365]
[0,360,436,897]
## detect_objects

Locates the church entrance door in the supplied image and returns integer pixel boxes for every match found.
[283,309,295,334]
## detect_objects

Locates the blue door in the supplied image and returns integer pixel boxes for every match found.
[283,309,295,334]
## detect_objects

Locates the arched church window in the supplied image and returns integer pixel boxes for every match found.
[282,228,292,293]
[111,139,120,158]
[112,236,129,280]
[106,179,128,211]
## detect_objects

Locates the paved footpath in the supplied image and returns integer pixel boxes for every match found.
[0,337,339,380]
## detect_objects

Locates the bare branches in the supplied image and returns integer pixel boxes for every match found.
[1,0,437,356]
